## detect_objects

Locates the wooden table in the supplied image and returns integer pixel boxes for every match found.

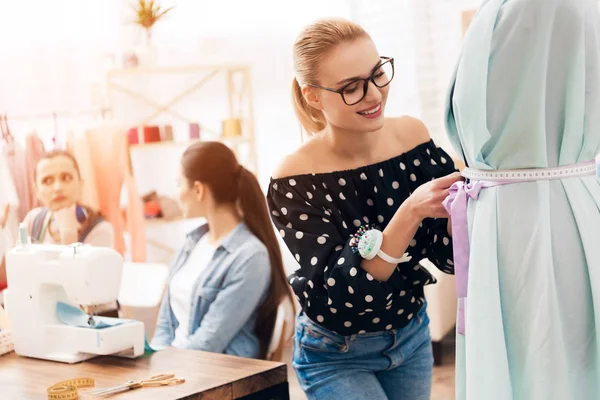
[0,348,289,399]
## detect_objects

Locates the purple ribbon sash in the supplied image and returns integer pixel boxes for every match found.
[443,159,598,335]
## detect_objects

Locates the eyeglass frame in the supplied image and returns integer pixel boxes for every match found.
[306,57,395,106]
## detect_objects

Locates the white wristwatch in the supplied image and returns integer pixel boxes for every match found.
[355,228,412,264]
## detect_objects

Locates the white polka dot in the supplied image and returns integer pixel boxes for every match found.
[308,280,314,288]
[317,315,324,323]
[303,291,308,298]
[447,259,454,266]
[272,210,280,217]
[345,302,353,308]
[307,192,313,199]
[281,207,288,215]
[367,199,374,206]
[413,281,420,285]
[335,245,343,251]
[359,312,366,316]
[365,309,373,313]
[286,192,293,199]
[397,309,404,315]
[410,239,417,247]
[296,231,304,239]
[311,257,318,266]
[372,318,380,324]
[431,159,438,166]
[387,198,394,206]
[289,179,297,186]
[377,215,384,223]
[348,286,354,294]
[443,237,450,246]
[286,222,292,229]
[411,297,416,303]
[330,308,337,314]
[360,173,368,180]
[312,185,316,190]
[426,149,431,155]
[317,236,327,245]
[280,230,285,237]
[399,290,406,296]
[365,295,373,303]
[325,194,333,202]
[338,178,346,186]
[374,186,378,193]
[338,257,346,265]
[433,234,438,243]
[273,183,278,190]
[347,267,357,277]
[342,221,348,229]
[322,218,330,223]
[400,162,406,170]
[379,169,384,177]
[392,181,400,189]
[324,209,331,216]
[386,293,393,300]
[358,330,366,334]
[290,277,296,284]
[366,273,374,281]
[327,278,336,286]
[363,216,369,223]
[441,157,447,164]
[323,183,328,189]
[386,324,393,330]
[327,299,333,306]
[339,193,346,200]
[422,248,427,255]
[299,214,308,221]
[407,313,414,320]
[410,174,417,182]
[353,219,362,227]
[386,305,392,310]
[413,265,420,271]
[387,299,393,306]
[414,159,421,166]
[344,321,352,328]
[295,254,300,262]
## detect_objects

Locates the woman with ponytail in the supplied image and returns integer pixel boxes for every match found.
[152,141,292,359]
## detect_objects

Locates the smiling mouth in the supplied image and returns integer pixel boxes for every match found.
[357,103,382,116]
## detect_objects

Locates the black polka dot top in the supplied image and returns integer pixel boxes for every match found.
[267,140,457,335]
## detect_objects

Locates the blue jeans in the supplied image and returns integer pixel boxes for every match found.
[293,304,433,400]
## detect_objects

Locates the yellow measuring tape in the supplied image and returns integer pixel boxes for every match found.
[47,378,95,400]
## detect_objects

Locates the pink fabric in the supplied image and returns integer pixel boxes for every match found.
[24,133,45,211]
[68,127,146,261]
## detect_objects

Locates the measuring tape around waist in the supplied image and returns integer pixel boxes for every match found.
[47,378,94,400]
[462,160,597,182]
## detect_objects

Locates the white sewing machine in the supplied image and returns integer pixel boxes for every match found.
[5,243,145,364]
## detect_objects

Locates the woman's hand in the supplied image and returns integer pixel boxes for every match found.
[53,205,81,244]
[406,172,463,220]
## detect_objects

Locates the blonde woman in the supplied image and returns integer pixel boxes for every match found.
[267,18,461,399]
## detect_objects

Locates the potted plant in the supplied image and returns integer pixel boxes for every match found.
[131,0,174,66]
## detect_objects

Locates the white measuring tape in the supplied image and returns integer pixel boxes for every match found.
[462,160,597,182]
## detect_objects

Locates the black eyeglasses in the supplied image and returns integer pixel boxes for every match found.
[308,57,395,106]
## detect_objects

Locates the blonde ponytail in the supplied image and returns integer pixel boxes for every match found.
[292,18,370,135]
[292,77,326,135]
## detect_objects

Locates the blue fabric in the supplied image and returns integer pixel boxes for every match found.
[293,303,433,400]
[446,0,600,399]
[151,222,271,359]
[56,302,157,353]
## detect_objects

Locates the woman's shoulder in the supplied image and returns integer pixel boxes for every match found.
[271,116,432,182]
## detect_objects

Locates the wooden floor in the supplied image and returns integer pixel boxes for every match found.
[285,334,456,400]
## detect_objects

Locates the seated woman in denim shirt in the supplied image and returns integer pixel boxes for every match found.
[152,141,292,359]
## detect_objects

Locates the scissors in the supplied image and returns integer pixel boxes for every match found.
[88,373,185,396]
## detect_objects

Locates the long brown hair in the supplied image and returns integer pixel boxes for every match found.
[181,141,293,359]
[292,18,370,134]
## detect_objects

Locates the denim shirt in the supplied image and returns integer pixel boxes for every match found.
[151,222,271,359]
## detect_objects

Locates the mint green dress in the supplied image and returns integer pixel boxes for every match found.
[445,0,600,399]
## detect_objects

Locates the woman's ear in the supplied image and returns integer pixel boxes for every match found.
[193,181,205,202]
[302,85,324,111]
